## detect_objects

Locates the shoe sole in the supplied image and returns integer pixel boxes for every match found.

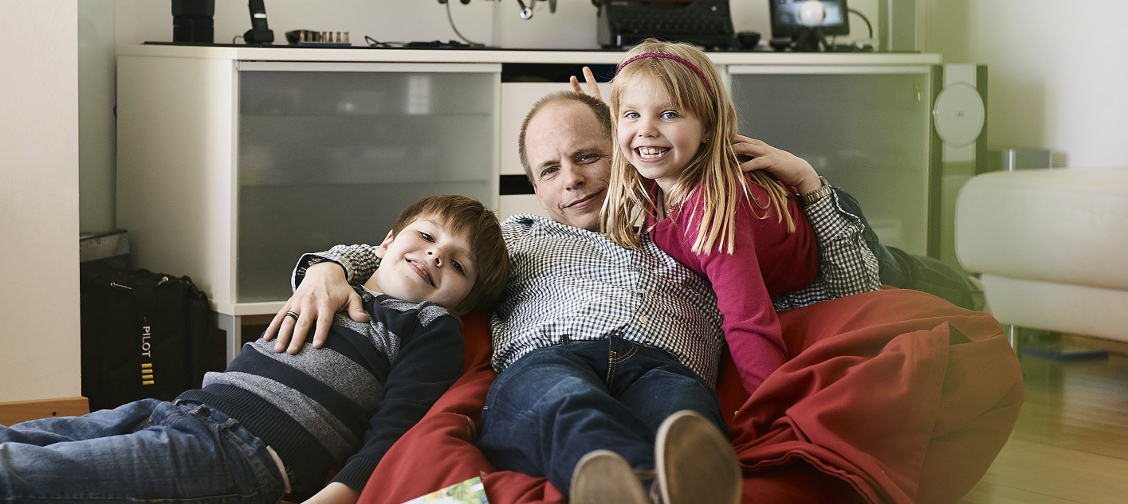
[570,449,650,504]
[655,410,743,504]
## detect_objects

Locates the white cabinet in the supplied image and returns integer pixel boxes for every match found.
[728,64,936,255]
[233,62,499,303]
[495,55,948,258]
[116,46,500,360]
[116,46,946,361]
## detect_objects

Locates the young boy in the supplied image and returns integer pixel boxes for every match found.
[0,195,510,504]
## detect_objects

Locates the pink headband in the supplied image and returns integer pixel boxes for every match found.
[616,52,711,90]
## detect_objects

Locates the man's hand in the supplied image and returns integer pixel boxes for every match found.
[300,482,359,504]
[264,261,368,354]
[732,135,823,193]
[569,66,603,102]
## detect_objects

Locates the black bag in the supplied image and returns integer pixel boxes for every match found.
[80,262,225,411]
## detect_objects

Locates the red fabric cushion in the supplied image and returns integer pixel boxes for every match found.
[358,288,1023,504]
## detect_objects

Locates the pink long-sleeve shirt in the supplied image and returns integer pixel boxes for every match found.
[648,176,818,393]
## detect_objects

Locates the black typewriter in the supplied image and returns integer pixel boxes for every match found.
[596,0,735,50]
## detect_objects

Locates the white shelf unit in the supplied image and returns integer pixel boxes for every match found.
[117,47,502,361]
[728,63,937,255]
[115,45,942,361]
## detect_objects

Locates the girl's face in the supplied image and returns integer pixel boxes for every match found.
[615,73,707,193]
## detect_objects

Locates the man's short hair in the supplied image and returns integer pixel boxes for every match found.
[517,91,612,182]
[392,195,510,314]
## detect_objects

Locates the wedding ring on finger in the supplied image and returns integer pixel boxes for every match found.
[285,310,299,321]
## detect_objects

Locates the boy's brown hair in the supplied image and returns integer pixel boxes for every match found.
[391,195,510,315]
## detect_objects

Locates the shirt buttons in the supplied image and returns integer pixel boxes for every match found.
[639,315,649,324]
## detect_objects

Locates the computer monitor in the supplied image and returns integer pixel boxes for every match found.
[769,0,850,39]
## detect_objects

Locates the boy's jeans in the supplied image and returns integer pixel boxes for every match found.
[476,337,726,495]
[0,398,287,504]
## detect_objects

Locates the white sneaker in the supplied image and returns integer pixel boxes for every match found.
[570,449,651,504]
[653,410,742,504]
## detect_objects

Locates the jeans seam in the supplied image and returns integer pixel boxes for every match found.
[606,350,617,383]
[610,344,638,364]
[606,344,639,386]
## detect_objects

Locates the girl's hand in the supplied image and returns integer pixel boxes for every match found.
[569,66,603,102]
[732,135,822,193]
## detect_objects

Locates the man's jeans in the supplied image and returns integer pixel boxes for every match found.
[476,337,726,495]
[0,398,287,504]
[834,187,986,310]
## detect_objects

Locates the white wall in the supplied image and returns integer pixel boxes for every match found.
[0,0,82,402]
[925,0,1128,168]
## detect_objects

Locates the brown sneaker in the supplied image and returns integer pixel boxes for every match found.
[570,449,651,504]
[654,410,742,504]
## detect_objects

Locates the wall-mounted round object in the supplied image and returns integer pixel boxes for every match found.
[932,82,985,147]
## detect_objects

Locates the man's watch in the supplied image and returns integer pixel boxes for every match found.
[798,176,832,206]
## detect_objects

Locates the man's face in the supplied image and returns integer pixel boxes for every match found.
[524,101,613,231]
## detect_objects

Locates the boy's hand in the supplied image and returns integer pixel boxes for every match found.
[569,66,603,102]
[732,135,822,193]
[264,261,368,354]
[301,482,359,504]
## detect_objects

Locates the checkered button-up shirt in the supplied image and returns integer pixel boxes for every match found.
[490,215,724,385]
[293,190,879,387]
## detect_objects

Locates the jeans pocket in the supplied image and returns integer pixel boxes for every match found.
[215,420,289,498]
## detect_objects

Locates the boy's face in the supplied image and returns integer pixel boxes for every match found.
[367,216,476,312]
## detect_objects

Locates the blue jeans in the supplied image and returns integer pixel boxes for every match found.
[833,187,986,310]
[476,337,725,495]
[0,398,287,503]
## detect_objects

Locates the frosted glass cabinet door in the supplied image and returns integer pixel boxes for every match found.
[235,62,500,302]
[729,67,934,256]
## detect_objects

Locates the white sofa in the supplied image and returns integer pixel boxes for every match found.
[954,166,1128,344]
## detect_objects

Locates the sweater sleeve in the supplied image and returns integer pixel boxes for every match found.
[329,313,465,491]
[770,190,882,311]
[671,193,814,394]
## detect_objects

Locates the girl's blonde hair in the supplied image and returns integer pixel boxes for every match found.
[602,39,795,254]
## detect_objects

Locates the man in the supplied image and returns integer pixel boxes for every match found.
[265,90,880,504]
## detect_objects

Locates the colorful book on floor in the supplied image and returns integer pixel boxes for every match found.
[401,476,488,504]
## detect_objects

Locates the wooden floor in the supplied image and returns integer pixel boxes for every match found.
[959,335,1128,504]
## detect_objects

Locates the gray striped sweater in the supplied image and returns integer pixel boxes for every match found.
[179,289,464,498]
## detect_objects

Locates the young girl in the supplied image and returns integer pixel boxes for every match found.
[602,39,820,394]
